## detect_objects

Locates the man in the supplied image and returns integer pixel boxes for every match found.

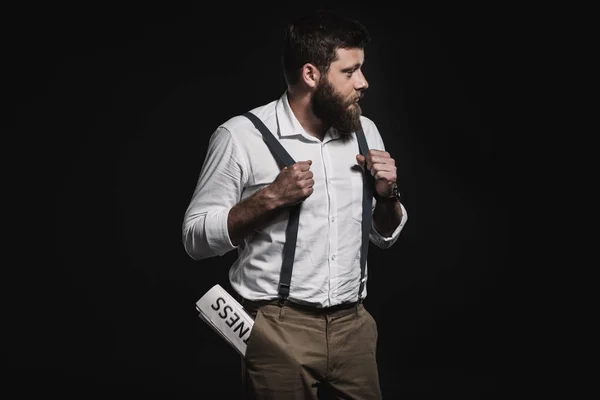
[183,10,408,399]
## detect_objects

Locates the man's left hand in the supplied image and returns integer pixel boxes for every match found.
[356,149,397,198]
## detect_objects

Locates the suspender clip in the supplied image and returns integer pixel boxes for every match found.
[278,296,288,307]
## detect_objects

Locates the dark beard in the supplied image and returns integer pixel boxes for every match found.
[311,77,363,137]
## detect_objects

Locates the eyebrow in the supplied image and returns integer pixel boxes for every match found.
[340,63,362,73]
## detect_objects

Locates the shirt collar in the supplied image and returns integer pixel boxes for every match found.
[276,91,306,138]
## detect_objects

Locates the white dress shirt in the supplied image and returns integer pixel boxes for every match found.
[182,92,408,307]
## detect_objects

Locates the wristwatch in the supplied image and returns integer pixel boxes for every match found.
[374,183,401,203]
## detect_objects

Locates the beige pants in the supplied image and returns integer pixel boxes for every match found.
[241,300,382,399]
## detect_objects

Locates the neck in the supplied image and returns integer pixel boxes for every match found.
[286,88,328,141]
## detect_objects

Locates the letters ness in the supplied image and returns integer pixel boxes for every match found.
[210,297,251,344]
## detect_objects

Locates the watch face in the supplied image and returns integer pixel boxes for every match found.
[392,183,400,201]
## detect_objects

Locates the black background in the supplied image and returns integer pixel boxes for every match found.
[7,2,512,399]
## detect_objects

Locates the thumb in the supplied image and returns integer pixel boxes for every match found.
[356,154,365,167]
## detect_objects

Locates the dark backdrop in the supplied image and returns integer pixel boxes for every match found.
[7,3,511,399]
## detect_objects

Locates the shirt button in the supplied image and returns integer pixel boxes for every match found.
[331,255,336,261]
[331,216,336,222]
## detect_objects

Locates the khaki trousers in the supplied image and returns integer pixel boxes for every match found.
[241,300,382,399]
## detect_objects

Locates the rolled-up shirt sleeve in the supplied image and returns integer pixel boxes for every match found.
[369,201,408,249]
[361,116,409,249]
[182,126,246,260]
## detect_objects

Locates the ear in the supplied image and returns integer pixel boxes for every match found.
[300,63,320,88]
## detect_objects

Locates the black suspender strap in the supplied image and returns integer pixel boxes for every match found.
[355,128,374,301]
[242,111,373,304]
[242,112,298,302]
[243,112,296,167]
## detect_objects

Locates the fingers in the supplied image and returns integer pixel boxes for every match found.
[298,175,314,198]
[301,170,314,180]
[370,163,396,173]
[357,150,397,184]
[289,161,314,178]
[364,153,394,169]
[370,155,395,167]
[368,149,390,158]
[298,173,314,197]
[294,160,312,172]
[286,160,312,177]
[289,161,314,188]
[370,163,396,181]
[372,169,396,184]
[273,160,315,205]
[357,153,394,171]
[357,150,392,164]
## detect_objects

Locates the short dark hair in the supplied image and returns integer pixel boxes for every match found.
[282,10,371,85]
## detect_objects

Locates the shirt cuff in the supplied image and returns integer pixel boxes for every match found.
[369,202,408,248]
[205,207,237,256]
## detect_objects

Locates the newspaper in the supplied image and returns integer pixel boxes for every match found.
[196,284,254,357]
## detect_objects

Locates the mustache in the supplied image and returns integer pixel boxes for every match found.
[353,92,366,102]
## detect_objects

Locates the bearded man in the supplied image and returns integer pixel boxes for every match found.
[183,10,408,400]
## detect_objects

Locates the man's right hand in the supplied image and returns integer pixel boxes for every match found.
[266,160,314,207]
[227,160,314,245]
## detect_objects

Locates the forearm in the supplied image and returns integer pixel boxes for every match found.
[227,186,285,246]
[372,199,403,237]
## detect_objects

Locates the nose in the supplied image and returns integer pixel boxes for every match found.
[355,69,369,91]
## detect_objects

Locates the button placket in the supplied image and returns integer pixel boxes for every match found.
[321,141,338,300]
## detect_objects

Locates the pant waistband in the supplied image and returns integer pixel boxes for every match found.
[240,297,359,314]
